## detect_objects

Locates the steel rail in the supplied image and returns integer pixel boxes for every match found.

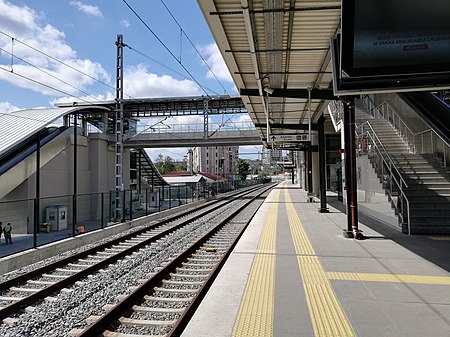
[0,186,264,319]
[76,184,275,337]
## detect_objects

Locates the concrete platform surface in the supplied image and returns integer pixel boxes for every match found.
[182,181,450,337]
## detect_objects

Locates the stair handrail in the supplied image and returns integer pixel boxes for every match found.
[327,100,343,131]
[375,101,416,153]
[362,96,416,153]
[411,128,450,170]
[357,121,409,188]
[362,95,450,170]
[357,120,411,234]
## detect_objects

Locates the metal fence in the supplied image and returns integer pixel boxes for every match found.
[0,179,262,258]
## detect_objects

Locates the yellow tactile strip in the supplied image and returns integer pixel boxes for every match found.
[428,236,450,241]
[285,189,356,337]
[327,272,450,285]
[232,187,280,337]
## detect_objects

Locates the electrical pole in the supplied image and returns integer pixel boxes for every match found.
[115,34,126,220]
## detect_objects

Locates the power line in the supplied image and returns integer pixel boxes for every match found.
[0,30,134,99]
[159,0,229,95]
[0,66,98,105]
[121,0,211,96]
[0,46,102,103]
[126,45,220,95]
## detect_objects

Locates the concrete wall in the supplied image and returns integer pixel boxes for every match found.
[355,154,398,229]
[0,198,208,276]
[0,131,131,234]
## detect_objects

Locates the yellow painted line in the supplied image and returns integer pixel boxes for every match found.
[232,188,280,337]
[428,236,450,241]
[285,189,356,337]
[327,272,450,285]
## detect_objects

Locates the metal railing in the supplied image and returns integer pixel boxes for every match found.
[0,180,264,258]
[361,95,450,170]
[135,121,256,134]
[327,100,344,131]
[356,121,411,234]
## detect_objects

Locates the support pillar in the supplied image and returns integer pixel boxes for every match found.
[138,150,142,194]
[343,98,361,239]
[318,114,329,213]
[115,34,125,220]
[203,98,209,138]
[33,130,40,247]
[73,114,77,236]
[307,141,313,201]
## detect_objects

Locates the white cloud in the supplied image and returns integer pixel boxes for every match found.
[0,101,20,114]
[200,43,233,83]
[69,1,103,18]
[120,20,130,28]
[238,145,262,159]
[0,0,110,99]
[124,64,202,98]
[51,92,115,106]
[145,148,189,162]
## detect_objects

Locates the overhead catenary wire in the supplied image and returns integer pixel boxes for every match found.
[121,0,211,96]
[0,46,103,103]
[0,29,134,99]
[0,66,98,105]
[126,45,220,95]
[159,0,229,95]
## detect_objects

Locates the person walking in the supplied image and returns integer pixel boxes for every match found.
[3,222,12,245]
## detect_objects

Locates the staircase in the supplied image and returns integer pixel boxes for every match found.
[392,153,450,234]
[355,100,450,234]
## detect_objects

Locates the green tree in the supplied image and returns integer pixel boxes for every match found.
[155,154,176,174]
[175,157,188,171]
[238,159,250,181]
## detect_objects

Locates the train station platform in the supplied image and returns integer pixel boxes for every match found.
[182,181,450,337]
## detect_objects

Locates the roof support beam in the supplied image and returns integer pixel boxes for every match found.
[254,123,318,131]
[211,6,341,15]
[240,88,336,100]
[241,0,271,144]
[226,47,329,53]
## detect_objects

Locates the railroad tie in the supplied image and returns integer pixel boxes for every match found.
[162,279,203,286]
[154,286,197,294]
[103,329,167,337]
[55,268,79,273]
[0,296,21,301]
[143,295,190,302]
[131,305,184,314]
[9,287,40,293]
[42,273,68,279]
[27,280,55,286]
[68,263,91,268]
[119,317,176,326]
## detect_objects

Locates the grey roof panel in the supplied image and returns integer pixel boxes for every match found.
[0,106,108,156]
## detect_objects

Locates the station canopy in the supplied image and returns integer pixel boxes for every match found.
[197,0,340,147]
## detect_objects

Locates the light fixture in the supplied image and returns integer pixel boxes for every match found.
[264,86,274,94]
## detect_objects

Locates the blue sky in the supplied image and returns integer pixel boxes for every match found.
[0,0,261,159]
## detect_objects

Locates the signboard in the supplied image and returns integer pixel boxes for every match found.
[333,0,450,95]
[270,134,310,143]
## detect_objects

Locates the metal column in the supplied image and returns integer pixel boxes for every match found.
[138,150,142,194]
[307,88,313,201]
[33,130,40,247]
[115,34,125,219]
[307,142,313,195]
[343,98,361,239]
[203,98,209,138]
[73,114,78,236]
[318,114,329,213]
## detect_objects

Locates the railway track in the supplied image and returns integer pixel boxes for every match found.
[72,184,273,337]
[0,184,274,336]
